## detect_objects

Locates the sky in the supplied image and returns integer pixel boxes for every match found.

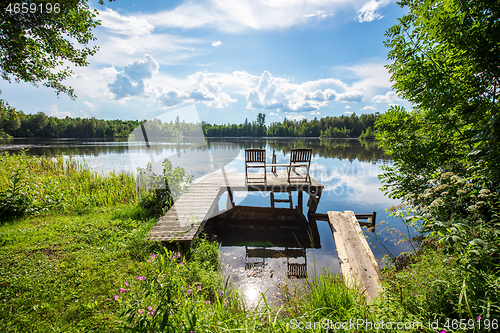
[0,0,412,125]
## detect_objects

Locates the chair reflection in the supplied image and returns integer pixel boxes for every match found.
[203,205,321,279]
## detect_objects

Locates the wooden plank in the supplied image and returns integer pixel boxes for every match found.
[149,172,323,243]
[328,211,381,304]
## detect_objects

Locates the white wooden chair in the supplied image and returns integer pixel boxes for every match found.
[245,148,266,183]
[287,148,312,183]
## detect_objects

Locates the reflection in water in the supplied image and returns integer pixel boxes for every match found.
[203,203,323,307]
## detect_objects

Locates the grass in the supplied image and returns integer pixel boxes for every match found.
[0,205,158,332]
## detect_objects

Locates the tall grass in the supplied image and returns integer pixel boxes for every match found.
[0,150,136,221]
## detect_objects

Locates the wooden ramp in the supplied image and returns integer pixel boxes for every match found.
[148,170,323,242]
[328,211,382,303]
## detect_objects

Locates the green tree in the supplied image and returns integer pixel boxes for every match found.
[0,0,100,99]
[380,0,500,192]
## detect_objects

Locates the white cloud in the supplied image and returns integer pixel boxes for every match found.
[99,8,155,36]
[84,102,94,110]
[108,55,159,99]
[333,62,391,96]
[372,91,403,104]
[344,111,354,115]
[356,0,390,23]
[303,10,333,18]
[345,105,351,109]
[212,40,222,47]
[337,91,364,103]
[285,114,306,121]
[47,104,72,118]
[158,72,237,108]
[269,112,277,115]
[143,0,374,33]
[123,55,159,82]
[246,71,364,112]
[361,105,376,110]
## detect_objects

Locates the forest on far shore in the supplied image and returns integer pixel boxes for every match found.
[0,99,378,139]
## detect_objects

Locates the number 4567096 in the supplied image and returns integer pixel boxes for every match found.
[5,3,61,14]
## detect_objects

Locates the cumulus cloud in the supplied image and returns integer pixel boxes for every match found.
[158,72,237,108]
[212,40,222,47]
[345,111,354,115]
[108,55,159,99]
[285,114,306,121]
[99,8,155,36]
[108,74,145,99]
[372,91,403,104]
[361,105,376,110]
[123,55,159,82]
[337,91,364,103]
[345,105,351,109]
[246,71,364,112]
[356,0,390,23]
[47,104,72,118]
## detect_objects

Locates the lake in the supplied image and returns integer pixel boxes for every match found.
[0,137,416,306]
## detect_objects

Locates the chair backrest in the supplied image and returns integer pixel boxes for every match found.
[245,148,266,162]
[290,148,312,163]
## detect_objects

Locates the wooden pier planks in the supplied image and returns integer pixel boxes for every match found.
[328,211,382,304]
[149,171,323,243]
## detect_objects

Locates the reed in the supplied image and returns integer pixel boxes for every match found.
[0,150,136,221]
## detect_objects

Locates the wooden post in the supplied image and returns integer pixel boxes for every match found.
[298,189,303,214]
[272,150,276,173]
[306,186,322,215]
[226,188,234,210]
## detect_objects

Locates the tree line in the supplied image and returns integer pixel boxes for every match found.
[0,99,139,138]
[1,103,379,139]
[203,112,379,138]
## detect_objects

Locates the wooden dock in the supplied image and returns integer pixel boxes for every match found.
[328,211,382,303]
[148,170,323,242]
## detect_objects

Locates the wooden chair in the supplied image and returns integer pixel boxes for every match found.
[287,148,312,183]
[245,148,266,183]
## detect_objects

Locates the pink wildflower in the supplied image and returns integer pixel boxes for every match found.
[120,288,125,294]
[139,309,144,314]
[138,275,145,281]
[206,300,211,304]
[187,289,191,295]
[477,315,482,320]
[147,306,153,311]
[150,310,155,316]
[197,286,201,291]
[125,282,129,287]
[114,295,119,300]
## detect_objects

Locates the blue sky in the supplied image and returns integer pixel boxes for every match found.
[0,0,411,124]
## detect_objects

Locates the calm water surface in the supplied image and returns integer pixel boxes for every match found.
[0,137,415,306]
